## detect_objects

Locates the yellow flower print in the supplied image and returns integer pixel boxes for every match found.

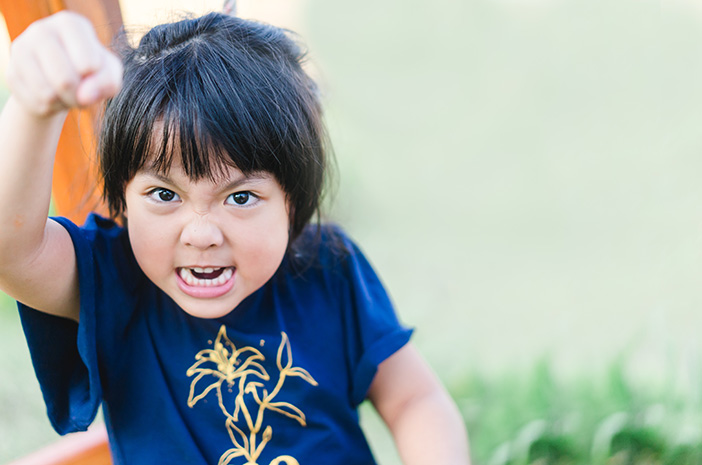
[187,325,270,418]
[187,326,317,465]
[246,332,318,429]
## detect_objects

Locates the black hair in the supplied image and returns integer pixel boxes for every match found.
[99,12,328,241]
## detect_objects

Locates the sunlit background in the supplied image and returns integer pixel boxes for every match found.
[2,0,702,463]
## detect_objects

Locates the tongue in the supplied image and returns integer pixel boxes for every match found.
[191,268,224,280]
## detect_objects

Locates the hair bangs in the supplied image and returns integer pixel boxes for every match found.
[99,12,330,240]
[145,39,292,184]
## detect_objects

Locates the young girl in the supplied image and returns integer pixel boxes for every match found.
[0,10,469,465]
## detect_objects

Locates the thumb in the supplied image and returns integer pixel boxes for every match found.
[75,51,123,106]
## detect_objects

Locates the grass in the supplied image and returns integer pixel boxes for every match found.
[454,360,702,464]
[0,298,59,463]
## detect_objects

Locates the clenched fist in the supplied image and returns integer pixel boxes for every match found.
[6,11,123,116]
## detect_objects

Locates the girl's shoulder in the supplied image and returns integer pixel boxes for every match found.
[284,223,382,287]
[287,223,353,269]
[55,212,141,283]
[53,212,124,240]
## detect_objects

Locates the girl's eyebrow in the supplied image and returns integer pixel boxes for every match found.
[220,173,272,192]
[140,170,175,185]
[140,168,272,192]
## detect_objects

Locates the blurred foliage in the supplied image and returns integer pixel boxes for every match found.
[452,360,702,465]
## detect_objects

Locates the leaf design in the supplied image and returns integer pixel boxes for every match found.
[218,448,247,465]
[253,426,274,458]
[225,417,249,452]
[266,401,307,426]
[262,426,273,443]
[286,367,318,386]
[233,391,247,423]
[276,332,293,371]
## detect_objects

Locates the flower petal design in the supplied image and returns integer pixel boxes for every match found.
[188,329,318,465]
[232,344,265,363]
[245,382,264,404]
[186,349,220,375]
[187,371,224,407]
[236,361,270,382]
[215,325,237,355]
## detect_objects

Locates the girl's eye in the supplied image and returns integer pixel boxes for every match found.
[149,188,179,202]
[226,191,257,207]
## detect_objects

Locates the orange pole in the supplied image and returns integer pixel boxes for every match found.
[7,425,112,465]
[0,6,120,460]
[0,0,123,224]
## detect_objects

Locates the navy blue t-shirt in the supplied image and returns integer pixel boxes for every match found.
[18,214,412,465]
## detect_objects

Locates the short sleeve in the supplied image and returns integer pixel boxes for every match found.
[16,216,104,435]
[332,231,413,405]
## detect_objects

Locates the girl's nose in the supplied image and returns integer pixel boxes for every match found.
[180,216,224,249]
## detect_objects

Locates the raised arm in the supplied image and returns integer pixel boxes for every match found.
[368,343,471,464]
[0,11,122,320]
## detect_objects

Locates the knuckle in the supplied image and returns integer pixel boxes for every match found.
[9,36,28,57]
[55,75,78,93]
[22,21,40,36]
[60,11,93,35]
[76,56,100,76]
[33,98,53,116]
[52,10,80,25]
[35,94,52,110]
[35,88,58,109]
[28,14,60,35]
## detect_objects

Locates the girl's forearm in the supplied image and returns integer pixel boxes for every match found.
[369,344,471,464]
[0,11,121,272]
[0,96,66,269]
[391,388,470,465]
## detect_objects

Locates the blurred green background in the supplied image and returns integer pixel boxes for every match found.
[3,0,702,463]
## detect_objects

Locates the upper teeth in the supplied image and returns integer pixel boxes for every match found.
[192,267,215,273]
[180,267,233,286]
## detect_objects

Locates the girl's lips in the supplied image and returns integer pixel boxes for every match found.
[175,267,236,298]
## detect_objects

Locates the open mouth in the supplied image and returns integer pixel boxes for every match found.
[178,267,234,287]
[175,266,236,299]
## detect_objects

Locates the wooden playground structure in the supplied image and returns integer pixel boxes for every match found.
[0,0,120,225]
[2,0,119,463]
[6,426,111,465]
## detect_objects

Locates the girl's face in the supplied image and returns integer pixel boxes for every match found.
[123,159,290,319]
